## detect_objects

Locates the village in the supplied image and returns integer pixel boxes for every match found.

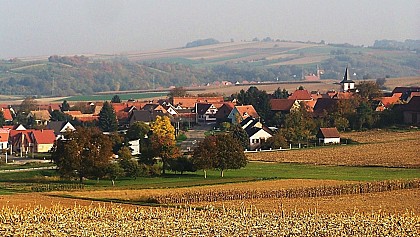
[0,67,419,167]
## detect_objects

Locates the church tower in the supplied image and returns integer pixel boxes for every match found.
[340,67,355,92]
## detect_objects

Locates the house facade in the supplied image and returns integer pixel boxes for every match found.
[316,127,340,144]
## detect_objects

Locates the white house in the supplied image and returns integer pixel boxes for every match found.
[240,117,272,150]
[316,127,340,144]
[128,139,140,155]
[196,103,218,123]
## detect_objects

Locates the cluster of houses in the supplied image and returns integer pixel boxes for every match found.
[1,68,419,156]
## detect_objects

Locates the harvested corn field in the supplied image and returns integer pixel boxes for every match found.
[247,130,420,167]
[56,179,351,202]
[196,188,420,215]
[0,204,419,236]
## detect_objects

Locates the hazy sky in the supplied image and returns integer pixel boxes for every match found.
[1,0,419,58]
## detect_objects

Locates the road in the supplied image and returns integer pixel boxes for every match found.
[179,123,214,152]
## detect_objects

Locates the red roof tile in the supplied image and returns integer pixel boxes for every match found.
[289,90,312,100]
[317,127,340,138]
[1,108,13,121]
[235,105,260,119]
[31,130,56,144]
[270,99,296,111]
[0,129,9,142]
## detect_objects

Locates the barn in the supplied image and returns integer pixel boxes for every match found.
[316,127,340,144]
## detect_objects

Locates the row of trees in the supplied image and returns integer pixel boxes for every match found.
[51,113,250,183]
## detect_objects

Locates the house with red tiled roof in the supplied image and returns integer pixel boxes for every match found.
[30,129,56,153]
[1,108,14,124]
[171,96,224,109]
[0,128,10,150]
[215,102,235,124]
[9,129,34,156]
[288,90,312,102]
[316,127,340,144]
[270,99,300,114]
[228,105,260,124]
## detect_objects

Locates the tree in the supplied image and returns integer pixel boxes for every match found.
[283,103,316,145]
[51,127,113,183]
[261,132,287,150]
[168,87,188,98]
[192,135,217,178]
[19,97,37,113]
[61,100,70,111]
[98,101,118,132]
[148,116,179,174]
[111,95,121,103]
[118,147,141,179]
[50,110,72,121]
[234,86,272,121]
[356,81,382,100]
[355,101,377,130]
[213,134,247,177]
[230,124,249,150]
[126,121,150,140]
[106,163,124,186]
[192,134,247,178]
[168,156,196,175]
[272,88,289,99]
[0,111,4,127]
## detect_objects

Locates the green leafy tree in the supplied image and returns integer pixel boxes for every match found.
[283,103,316,145]
[192,134,247,178]
[230,124,249,150]
[126,121,150,144]
[61,100,70,111]
[272,88,289,99]
[168,87,188,98]
[355,101,377,130]
[98,101,118,132]
[111,95,121,103]
[51,127,113,183]
[106,163,125,186]
[168,156,196,175]
[118,147,141,179]
[234,86,272,121]
[356,81,382,100]
[192,135,217,178]
[0,111,4,127]
[214,134,247,177]
[50,110,73,121]
[261,132,287,149]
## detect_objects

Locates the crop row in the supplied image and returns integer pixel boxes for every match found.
[0,204,419,236]
[152,179,420,204]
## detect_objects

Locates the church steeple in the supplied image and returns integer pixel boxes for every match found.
[340,67,355,92]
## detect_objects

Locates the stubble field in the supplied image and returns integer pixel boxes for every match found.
[247,130,420,168]
[1,129,420,235]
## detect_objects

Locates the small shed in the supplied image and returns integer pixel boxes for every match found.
[317,127,340,144]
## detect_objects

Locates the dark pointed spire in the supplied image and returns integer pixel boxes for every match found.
[340,67,354,83]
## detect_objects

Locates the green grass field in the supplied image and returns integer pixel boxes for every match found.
[1,162,419,194]
[62,92,168,102]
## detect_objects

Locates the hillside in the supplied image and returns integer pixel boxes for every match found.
[0,41,419,97]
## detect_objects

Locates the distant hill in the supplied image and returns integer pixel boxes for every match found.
[0,40,419,97]
[185,38,220,48]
